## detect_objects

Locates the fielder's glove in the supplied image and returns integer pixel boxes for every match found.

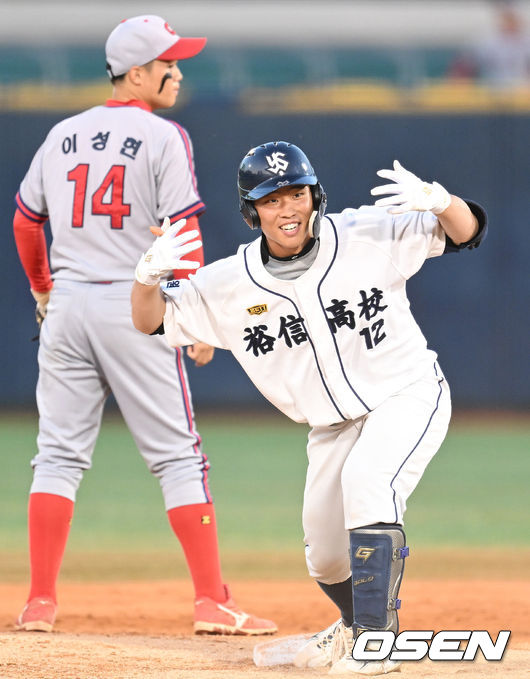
[370,160,452,215]
[135,217,202,286]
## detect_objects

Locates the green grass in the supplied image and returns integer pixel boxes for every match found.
[1,411,309,554]
[1,411,529,581]
[404,425,530,545]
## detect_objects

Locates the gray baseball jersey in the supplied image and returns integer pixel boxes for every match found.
[17,102,204,281]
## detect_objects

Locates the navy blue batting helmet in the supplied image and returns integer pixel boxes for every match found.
[238,141,326,232]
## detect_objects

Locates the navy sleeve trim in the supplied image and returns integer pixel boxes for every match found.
[443,200,488,253]
[168,200,206,222]
[243,243,347,422]
[318,216,371,413]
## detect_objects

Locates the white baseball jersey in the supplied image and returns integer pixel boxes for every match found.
[161,205,447,427]
[16,103,204,282]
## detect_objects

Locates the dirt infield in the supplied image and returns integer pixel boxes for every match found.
[1,579,529,679]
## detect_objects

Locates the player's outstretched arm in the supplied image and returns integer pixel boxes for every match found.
[371,160,479,244]
[131,280,166,334]
[433,194,479,245]
[131,217,202,335]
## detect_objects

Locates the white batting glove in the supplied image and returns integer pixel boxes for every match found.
[135,217,202,286]
[370,160,452,215]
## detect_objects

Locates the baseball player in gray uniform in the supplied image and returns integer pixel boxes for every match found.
[13,16,276,636]
[131,141,486,675]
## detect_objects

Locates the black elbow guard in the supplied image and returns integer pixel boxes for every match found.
[444,200,488,253]
[150,322,165,336]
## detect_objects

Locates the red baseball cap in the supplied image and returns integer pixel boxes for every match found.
[105,15,207,78]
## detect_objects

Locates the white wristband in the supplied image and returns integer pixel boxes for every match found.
[135,252,162,286]
[430,182,452,215]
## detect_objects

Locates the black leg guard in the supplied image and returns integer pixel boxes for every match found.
[317,577,353,628]
[349,524,409,637]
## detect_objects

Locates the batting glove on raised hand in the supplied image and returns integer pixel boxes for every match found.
[370,160,451,215]
[135,217,202,286]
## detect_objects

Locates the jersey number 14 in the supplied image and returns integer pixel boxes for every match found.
[67,164,131,229]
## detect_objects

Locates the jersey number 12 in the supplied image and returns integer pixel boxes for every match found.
[67,164,131,229]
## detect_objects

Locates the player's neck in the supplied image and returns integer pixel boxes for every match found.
[106,98,152,112]
[111,83,150,108]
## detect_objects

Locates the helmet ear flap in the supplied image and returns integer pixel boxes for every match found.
[311,182,327,214]
[311,182,322,207]
[240,199,260,230]
[308,182,327,238]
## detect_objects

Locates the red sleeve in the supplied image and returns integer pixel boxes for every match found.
[171,214,205,280]
[13,207,53,292]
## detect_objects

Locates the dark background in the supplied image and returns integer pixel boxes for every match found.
[2,104,528,409]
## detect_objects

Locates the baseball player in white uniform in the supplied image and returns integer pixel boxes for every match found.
[13,16,276,636]
[131,141,487,675]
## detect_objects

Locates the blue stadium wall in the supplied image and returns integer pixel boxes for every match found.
[1,105,528,409]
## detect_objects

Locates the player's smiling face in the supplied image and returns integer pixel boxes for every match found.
[254,185,314,258]
[137,59,182,110]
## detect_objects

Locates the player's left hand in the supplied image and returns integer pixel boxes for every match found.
[31,288,52,328]
[370,160,451,215]
[186,342,215,367]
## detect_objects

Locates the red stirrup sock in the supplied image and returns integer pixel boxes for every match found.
[167,503,226,602]
[27,492,74,603]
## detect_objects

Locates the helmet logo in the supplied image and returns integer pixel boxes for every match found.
[265,152,289,176]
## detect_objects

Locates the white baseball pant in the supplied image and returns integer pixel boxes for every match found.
[302,363,451,584]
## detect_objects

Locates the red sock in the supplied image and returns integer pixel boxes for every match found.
[27,493,74,603]
[167,503,226,602]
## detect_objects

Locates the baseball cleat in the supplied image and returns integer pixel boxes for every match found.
[329,655,401,675]
[15,596,57,632]
[294,619,354,668]
[329,639,401,676]
[194,585,277,635]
